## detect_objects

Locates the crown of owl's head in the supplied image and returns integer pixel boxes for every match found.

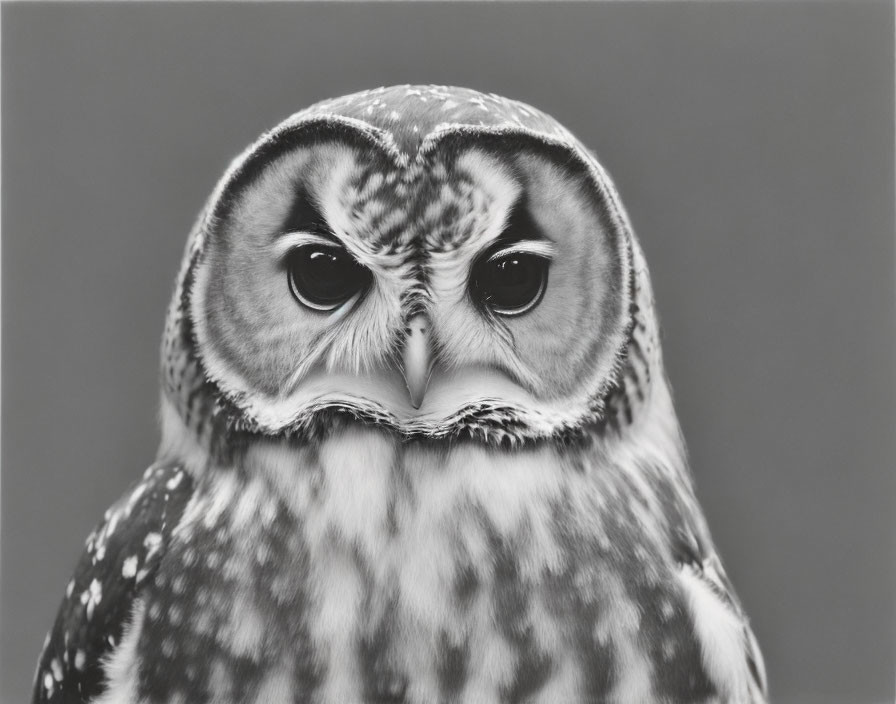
[161,85,662,449]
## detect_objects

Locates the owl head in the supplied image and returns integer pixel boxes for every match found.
[161,85,662,452]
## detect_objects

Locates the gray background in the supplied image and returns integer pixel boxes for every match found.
[2,2,893,703]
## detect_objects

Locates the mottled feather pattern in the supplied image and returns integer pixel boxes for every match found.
[34,85,766,703]
[169,85,637,445]
[34,465,193,703]
[39,423,758,703]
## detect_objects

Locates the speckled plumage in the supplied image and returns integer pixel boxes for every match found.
[34,85,766,704]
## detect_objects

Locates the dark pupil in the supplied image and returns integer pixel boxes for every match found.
[288,246,369,309]
[474,254,547,313]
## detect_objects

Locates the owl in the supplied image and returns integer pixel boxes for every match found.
[33,85,767,704]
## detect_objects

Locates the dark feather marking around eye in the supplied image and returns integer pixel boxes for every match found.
[281,184,334,239]
[497,195,547,247]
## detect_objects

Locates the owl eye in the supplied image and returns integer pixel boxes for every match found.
[287,244,372,312]
[470,247,550,317]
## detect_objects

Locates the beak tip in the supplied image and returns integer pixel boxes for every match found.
[402,313,432,410]
[406,381,426,410]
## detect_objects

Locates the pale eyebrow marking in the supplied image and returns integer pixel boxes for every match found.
[486,240,557,261]
[271,231,340,259]
[273,228,396,275]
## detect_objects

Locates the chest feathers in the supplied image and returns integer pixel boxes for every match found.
[97,413,756,704]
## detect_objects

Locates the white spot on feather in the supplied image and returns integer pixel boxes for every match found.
[143,531,161,555]
[166,471,184,491]
[124,483,147,515]
[81,579,102,620]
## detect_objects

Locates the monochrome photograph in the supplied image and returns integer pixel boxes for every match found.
[2,3,893,703]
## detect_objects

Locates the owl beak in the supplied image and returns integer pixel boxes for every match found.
[401,314,433,409]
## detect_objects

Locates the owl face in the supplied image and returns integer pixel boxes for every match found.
[177,87,639,441]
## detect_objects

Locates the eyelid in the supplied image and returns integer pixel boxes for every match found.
[273,231,340,259]
[486,240,556,262]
